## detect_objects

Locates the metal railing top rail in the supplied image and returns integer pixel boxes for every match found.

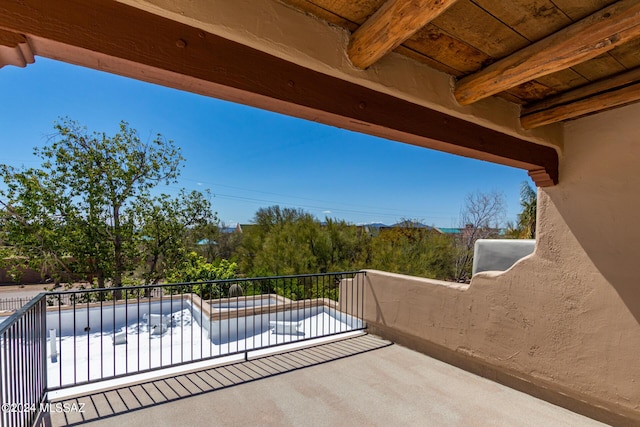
[42,270,366,296]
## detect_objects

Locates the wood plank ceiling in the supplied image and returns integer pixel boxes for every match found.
[281,0,640,129]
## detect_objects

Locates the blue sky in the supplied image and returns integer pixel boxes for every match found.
[0,58,529,226]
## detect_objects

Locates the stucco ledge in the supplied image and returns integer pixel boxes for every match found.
[362,269,470,291]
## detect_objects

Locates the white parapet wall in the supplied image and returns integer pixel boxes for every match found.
[472,239,535,275]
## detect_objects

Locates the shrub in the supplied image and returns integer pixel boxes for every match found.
[165,252,237,298]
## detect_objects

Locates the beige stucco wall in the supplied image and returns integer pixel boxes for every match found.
[363,102,640,424]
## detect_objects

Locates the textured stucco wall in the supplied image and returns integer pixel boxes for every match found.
[364,102,640,424]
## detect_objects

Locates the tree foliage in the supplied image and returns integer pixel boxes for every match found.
[238,206,371,277]
[0,118,220,288]
[42,119,183,287]
[0,166,72,283]
[236,207,459,281]
[0,119,521,288]
[135,189,215,284]
[369,221,454,279]
[507,182,537,239]
[165,252,237,298]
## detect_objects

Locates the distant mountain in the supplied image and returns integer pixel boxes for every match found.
[389,221,433,229]
[363,223,387,229]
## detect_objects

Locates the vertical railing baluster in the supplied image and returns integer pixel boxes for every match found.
[180,284,184,364]
[17,319,24,419]
[57,295,62,388]
[349,274,354,330]
[9,328,16,427]
[148,288,152,371]
[198,284,202,360]
[322,275,326,336]
[24,311,31,415]
[315,275,319,338]
[1,331,5,427]
[73,295,77,385]
[29,310,35,411]
[112,290,116,379]
[125,289,128,375]
[0,330,3,427]
[274,278,278,347]
[218,285,221,357]
[170,287,174,366]
[336,274,339,333]
[253,280,257,351]
[100,290,104,381]
[87,296,90,382]
[188,285,192,363]
[160,287,163,367]
[137,288,140,373]
[40,298,48,409]
[209,282,213,358]
[359,272,363,329]
[235,282,239,353]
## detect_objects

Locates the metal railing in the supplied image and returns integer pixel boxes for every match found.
[0,298,32,312]
[44,271,365,390]
[0,296,47,427]
[0,271,365,425]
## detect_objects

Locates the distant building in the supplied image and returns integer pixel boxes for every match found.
[220,223,243,234]
[435,227,462,235]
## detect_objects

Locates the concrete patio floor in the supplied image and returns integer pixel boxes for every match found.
[44,334,606,427]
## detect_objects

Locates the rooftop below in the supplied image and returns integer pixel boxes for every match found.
[44,334,604,426]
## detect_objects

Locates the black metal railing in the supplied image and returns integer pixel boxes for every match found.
[0,295,47,427]
[39,271,364,392]
[0,271,365,425]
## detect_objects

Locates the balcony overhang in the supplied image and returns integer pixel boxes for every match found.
[0,0,558,186]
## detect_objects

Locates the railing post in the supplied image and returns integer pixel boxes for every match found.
[39,297,48,424]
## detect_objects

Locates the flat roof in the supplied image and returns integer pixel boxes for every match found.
[47,334,604,426]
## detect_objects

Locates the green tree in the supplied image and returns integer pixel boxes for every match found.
[193,222,243,263]
[507,182,537,239]
[213,223,244,261]
[0,167,74,283]
[166,252,237,298]
[238,206,310,275]
[238,206,371,277]
[0,118,183,288]
[317,218,370,272]
[252,212,319,275]
[369,221,455,279]
[135,189,216,284]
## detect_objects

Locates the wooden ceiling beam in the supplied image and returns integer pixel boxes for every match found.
[348,0,458,69]
[0,0,558,186]
[0,29,34,68]
[522,83,640,128]
[521,67,640,128]
[454,0,640,105]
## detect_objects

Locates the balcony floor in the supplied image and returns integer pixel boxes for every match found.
[45,334,605,426]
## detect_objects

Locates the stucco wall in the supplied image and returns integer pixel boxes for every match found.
[363,102,640,424]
